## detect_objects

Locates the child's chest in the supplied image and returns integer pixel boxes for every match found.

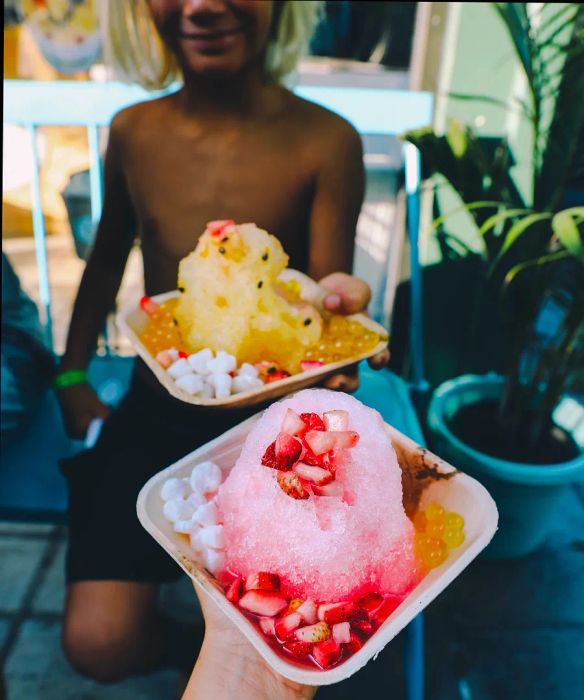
[123,126,315,268]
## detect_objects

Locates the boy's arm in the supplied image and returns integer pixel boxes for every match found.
[58,113,137,436]
[307,118,365,281]
[60,114,136,371]
[308,118,390,387]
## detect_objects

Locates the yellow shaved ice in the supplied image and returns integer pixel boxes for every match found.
[176,223,322,372]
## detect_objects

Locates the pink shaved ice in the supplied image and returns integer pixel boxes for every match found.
[217,389,422,602]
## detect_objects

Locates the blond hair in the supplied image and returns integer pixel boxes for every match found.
[101,0,322,90]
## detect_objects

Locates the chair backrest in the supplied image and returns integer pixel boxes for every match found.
[4,78,432,389]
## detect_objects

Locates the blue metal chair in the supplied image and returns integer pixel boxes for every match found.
[3,78,432,699]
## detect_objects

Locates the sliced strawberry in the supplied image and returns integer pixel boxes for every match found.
[261,440,299,471]
[296,598,317,624]
[302,446,325,467]
[281,409,307,437]
[277,472,310,500]
[317,601,363,624]
[275,432,302,465]
[352,618,375,635]
[275,611,302,640]
[226,576,243,603]
[265,369,291,384]
[238,591,288,617]
[305,430,359,455]
[293,463,333,486]
[295,621,331,643]
[283,640,313,657]
[332,622,351,644]
[369,596,402,627]
[140,295,158,315]
[300,360,325,372]
[323,410,349,432]
[245,571,280,592]
[312,481,344,498]
[300,412,325,432]
[345,630,363,654]
[207,219,235,236]
[259,617,276,636]
[312,638,342,669]
[178,350,188,358]
[358,592,384,614]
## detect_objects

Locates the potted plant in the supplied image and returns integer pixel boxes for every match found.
[403,2,584,557]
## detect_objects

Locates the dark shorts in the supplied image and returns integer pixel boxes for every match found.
[60,368,265,585]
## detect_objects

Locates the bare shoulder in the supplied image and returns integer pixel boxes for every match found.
[284,91,363,158]
[109,93,174,138]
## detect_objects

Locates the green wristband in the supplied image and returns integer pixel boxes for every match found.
[54,368,89,389]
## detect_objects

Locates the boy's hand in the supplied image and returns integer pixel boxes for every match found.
[318,272,390,392]
[57,383,111,440]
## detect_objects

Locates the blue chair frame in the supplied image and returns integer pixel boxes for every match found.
[3,78,432,700]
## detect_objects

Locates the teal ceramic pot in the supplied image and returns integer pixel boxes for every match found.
[427,374,584,558]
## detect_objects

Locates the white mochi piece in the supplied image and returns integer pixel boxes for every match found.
[203,548,225,575]
[163,498,192,523]
[175,373,205,395]
[192,500,219,527]
[167,358,191,379]
[187,348,213,374]
[237,362,259,378]
[209,373,232,400]
[232,375,264,394]
[207,351,237,374]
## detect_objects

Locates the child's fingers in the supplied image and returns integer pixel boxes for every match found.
[367,348,390,369]
[322,364,360,392]
[319,272,371,315]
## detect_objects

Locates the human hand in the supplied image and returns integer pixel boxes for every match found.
[318,272,390,392]
[182,583,317,700]
[56,382,111,440]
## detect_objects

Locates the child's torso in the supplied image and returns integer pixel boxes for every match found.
[120,92,320,294]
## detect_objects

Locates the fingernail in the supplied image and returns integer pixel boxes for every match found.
[324,294,341,310]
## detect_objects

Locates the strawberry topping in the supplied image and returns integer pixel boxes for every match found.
[300,412,326,432]
[312,638,342,669]
[238,591,288,617]
[281,409,307,437]
[275,612,302,640]
[225,576,243,603]
[245,571,280,592]
[140,295,158,315]
[317,601,363,624]
[283,640,313,657]
[277,472,310,500]
[293,463,333,486]
[207,219,235,236]
[261,435,301,471]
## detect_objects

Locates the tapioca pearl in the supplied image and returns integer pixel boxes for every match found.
[237,362,259,378]
[190,461,222,493]
[232,375,264,394]
[175,373,205,395]
[192,500,219,527]
[161,477,189,501]
[207,351,237,374]
[198,525,225,550]
[203,548,225,575]
[209,373,232,400]
[163,498,192,523]
[167,358,191,379]
[188,348,213,374]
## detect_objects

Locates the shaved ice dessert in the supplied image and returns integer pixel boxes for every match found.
[159,388,466,670]
[176,220,322,372]
[135,220,386,401]
[218,389,422,601]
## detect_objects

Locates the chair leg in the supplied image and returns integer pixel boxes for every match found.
[404,613,424,700]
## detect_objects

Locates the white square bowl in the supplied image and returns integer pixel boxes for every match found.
[136,413,498,685]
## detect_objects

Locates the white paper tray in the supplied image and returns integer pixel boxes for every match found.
[117,269,388,408]
[137,412,498,686]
